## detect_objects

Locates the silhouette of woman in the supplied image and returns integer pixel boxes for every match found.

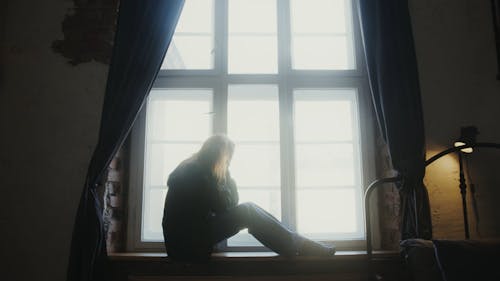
[162,134,336,262]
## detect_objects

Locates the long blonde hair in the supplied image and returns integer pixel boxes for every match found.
[196,135,235,184]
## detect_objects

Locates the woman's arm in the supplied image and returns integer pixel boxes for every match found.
[224,176,239,207]
[211,172,239,212]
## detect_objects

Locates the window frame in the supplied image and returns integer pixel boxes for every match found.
[127,0,380,252]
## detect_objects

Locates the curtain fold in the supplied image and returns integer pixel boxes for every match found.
[358,0,432,239]
[67,1,185,280]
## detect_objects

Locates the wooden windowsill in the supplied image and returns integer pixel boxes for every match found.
[109,250,400,261]
[108,251,407,281]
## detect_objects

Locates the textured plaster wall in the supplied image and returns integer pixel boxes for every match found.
[0,0,109,280]
[410,0,500,239]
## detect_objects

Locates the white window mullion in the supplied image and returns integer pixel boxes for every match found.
[277,0,292,75]
[213,80,227,135]
[213,0,227,135]
[216,0,228,75]
[277,0,296,231]
[344,0,356,71]
[215,0,227,135]
[278,86,297,231]
[351,0,366,74]
[348,89,365,239]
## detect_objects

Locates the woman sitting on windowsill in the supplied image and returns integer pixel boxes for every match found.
[162,134,336,262]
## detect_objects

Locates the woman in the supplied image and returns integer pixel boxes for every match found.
[162,135,336,262]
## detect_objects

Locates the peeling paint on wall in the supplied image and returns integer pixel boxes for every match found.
[52,0,119,65]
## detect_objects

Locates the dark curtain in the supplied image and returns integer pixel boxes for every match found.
[66,1,184,281]
[358,0,432,239]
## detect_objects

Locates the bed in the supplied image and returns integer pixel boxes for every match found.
[365,141,500,281]
[401,238,500,281]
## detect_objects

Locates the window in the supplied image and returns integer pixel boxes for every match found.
[128,0,375,252]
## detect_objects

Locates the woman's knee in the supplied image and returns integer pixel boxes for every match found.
[239,202,259,213]
[236,202,260,221]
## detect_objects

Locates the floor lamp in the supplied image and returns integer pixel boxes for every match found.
[365,126,500,257]
[452,126,479,239]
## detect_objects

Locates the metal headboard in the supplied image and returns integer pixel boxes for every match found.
[364,142,500,258]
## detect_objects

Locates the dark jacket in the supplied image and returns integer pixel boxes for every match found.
[162,156,238,261]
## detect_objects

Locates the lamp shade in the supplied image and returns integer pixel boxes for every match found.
[454,126,479,153]
[454,141,473,153]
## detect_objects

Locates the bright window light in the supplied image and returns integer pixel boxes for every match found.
[297,188,357,235]
[142,89,213,241]
[294,89,363,240]
[228,0,278,74]
[131,0,368,251]
[162,0,214,69]
[290,0,355,70]
[227,84,281,246]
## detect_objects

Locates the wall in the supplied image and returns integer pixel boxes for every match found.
[410,0,500,239]
[1,0,500,281]
[0,0,109,280]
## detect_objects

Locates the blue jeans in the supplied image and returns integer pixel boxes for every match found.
[208,202,303,257]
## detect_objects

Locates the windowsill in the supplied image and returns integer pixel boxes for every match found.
[108,251,406,281]
[109,250,399,261]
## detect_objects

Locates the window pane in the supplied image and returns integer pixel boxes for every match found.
[294,90,354,142]
[227,85,280,142]
[142,89,212,242]
[228,36,278,74]
[228,84,281,186]
[147,90,212,141]
[230,144,281,187]
[175,0,213,33]
[143,188,168,241]
[228,85,280,186]
[290,0,355,70]
[163,35,213,69]
[162,0,214,69]
[295,144,355,187]
[292,36,350,70]
[291,0,347,33]
[229,0,277,33]
[296,188,358,237]
[228,0,277,74]
[147,143,202,186]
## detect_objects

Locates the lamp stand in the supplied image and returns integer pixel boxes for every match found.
[458,152,470,239]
